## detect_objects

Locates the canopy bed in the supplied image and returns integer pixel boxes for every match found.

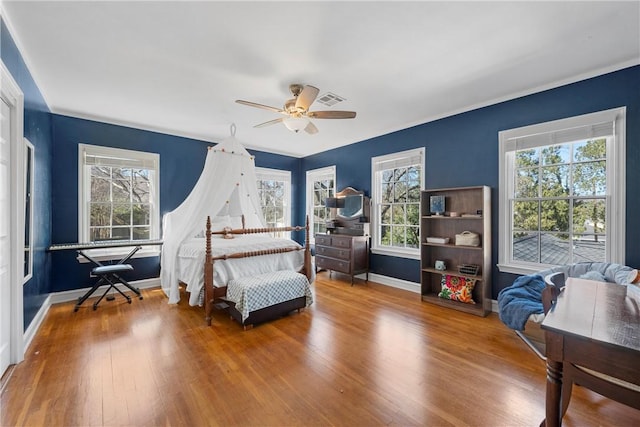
[160,129,313,326]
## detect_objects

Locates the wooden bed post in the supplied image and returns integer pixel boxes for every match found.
[204,216,214,325]
[304,215,313,283]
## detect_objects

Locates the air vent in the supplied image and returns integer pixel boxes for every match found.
[315,92,345,107]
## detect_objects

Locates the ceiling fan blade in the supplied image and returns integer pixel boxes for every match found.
[295,85,319,111]
[236,100,284,114]
[308,110,357,119]
[304,121,319,135]
[254,118,284,128]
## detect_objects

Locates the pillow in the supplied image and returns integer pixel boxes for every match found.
[222,226,235,239]
[626,269,639,284]
[580,271,606,282]
[438,274,476,304]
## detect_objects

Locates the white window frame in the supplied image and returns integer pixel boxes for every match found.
[306,165,336,243]
[498,107,626,275]
[78,144,160,261]
[23,138,34,283]
[255,167,292,238]
[371,147,425,260]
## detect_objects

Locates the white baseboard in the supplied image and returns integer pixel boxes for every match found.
[366,273,498,313]
[23,294,52,353]
[48,277,160,304]
[366,273,421,293]
[23,277,161,353]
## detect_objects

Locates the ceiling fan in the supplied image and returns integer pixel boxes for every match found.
[236,84,356,134]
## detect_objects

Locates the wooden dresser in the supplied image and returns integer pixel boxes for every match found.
[315,233,369,285]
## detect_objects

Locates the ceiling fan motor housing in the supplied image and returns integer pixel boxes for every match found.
[285,98,304,116]
[289,84,304,97]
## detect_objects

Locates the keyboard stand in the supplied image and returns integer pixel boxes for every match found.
[74,245,143,311]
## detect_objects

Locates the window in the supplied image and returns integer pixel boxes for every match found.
[306,166,336,239]
[371,148,424,259]
[255,167,291,238]
[498,107,626,275]
[23,138,34,282]
[78,144,160,259]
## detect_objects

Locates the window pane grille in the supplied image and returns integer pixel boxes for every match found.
[312,178,334,234]
[511,137,608,264]
[256,169,291,238]
[81,145,158,244]
[376,164,421,249]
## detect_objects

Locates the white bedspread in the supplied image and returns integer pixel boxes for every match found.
[177,235,305,306]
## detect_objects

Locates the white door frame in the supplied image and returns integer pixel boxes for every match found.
[1,60,26,367]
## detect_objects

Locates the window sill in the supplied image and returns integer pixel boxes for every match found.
[497,263,545,276]
[76,247,160,263]
[371,246,420,260]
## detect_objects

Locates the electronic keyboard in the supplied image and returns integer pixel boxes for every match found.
[48,239,163,251]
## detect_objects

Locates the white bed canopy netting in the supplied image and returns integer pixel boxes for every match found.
[161,130,266,303]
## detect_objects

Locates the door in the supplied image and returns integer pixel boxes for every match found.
[0,62,25,376]
[0,97,11,375]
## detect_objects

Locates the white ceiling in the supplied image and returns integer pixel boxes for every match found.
[2,1,639,157]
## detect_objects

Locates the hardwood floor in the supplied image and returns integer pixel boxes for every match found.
[1,272,638,426]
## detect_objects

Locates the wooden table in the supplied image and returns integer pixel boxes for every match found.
[541,278,640,426]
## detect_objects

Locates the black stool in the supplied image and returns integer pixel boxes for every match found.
[90,264,141,310]
[74,246,144,311]
[73,264,142,311]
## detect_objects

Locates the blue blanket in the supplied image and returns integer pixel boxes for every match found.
[498,274,545,331]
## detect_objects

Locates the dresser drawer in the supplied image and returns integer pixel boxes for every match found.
[330,235,352,249]
[316,256,351,274]
[315,234,332,246]
[315,245,350,260]
[315,233,352,249]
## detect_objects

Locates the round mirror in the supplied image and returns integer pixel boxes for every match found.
[338,194,363,219]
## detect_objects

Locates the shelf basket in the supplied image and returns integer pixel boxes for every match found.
[458,264,480,276]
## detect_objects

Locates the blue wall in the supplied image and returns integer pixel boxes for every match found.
[50,115,301,293]
[1,17,53,330]
[299,65,640,298]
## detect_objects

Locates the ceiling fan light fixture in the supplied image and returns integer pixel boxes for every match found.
[283,116,309,133]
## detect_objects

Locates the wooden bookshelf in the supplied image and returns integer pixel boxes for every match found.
[420,186,491,316]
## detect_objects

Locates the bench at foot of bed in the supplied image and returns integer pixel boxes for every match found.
[227,296,307,330]
[224,270,314,330]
